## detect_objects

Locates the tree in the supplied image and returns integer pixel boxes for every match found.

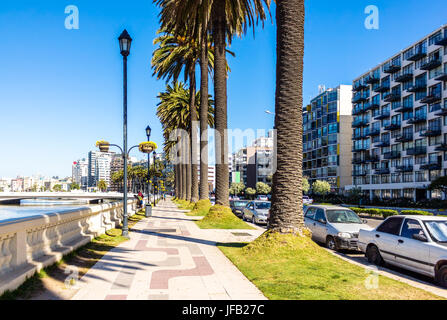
[302,177,310,194]
[53,184,62,192]
[269,0,306,234]
[71,182,80,190]
[97,180,107,192]
[155,0,271,207]
[245,187,256,200]
[429,176,447,198]
[156,82,214,200]
[312,180,331,198]
[230,182,245,196]
[256,182,271,195]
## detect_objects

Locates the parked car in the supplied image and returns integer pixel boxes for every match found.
[210,197,215,205]
[304,205,371,251]
[242,201,271,225]
[359,215,447,288]
[303,195,313,205]
[230,200,249,218]
[256,195,269,201]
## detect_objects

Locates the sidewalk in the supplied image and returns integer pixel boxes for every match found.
[71,199,266,300]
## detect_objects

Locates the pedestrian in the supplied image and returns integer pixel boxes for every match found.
[137,191,144,208]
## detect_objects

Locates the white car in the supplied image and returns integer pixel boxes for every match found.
[256,195,269,201]
[359,215,447,288]
[303,195,313,205]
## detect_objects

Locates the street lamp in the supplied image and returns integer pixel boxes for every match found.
[119,29,132,238]
[145,125,151,209]
[153,151,157,207]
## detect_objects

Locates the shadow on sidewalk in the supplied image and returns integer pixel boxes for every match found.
[131,229,217,247]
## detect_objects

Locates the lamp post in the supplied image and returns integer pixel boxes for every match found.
[118,29,132,238]
[153,151,157,206]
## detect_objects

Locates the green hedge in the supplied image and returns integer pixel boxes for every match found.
[400,210,433,216]
[349,207,398,219]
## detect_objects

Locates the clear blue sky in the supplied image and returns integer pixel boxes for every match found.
[0,0,446,178]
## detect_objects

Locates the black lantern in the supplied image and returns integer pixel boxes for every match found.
[146,125,152,139]
[118,29,132,57]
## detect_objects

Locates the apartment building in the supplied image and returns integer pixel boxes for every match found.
[303,85,353,192]
[351,25,447,201]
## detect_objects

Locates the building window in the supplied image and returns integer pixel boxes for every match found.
[403,188,414,198]
[415,171,428,182]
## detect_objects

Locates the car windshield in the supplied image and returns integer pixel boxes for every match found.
[424,221,447,243]
[326,210,362,224]
[255,202,271,210]
[233,201,248,207]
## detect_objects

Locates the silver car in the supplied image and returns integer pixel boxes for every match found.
[242,201,270,225]
[304,205,372,251]
[359,215,447,287]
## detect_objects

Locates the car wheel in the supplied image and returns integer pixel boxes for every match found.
[436,265,447,288]
[366,245,384,266]
[326,236,339,251]
[242,214,246,221]
[251,216,256,224]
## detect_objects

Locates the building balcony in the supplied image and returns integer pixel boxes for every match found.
[374,140,390,148]
[375,168,390,175]
[384,64,401,74]
[420,128,442,137]
[368,128,381,136]
[435,73,447,81]
[384,92,401,102]
[366,155,380,163]
[352,119,369,128]
[352,105,366,116]
[383,151,401,159]
[353,83,369,92]
[374,83,390,93]
[365,74,380,84]
[435,34,447,46]
[352,145,368,152]
[396,165,413,172]
[352,158,364,164]
[407,116,427,124]
[395,104,413,113]
[352,95,368,104]
[352,133,367,141]
[406,49,427,61]
[374,112,390,120]
[420,93,442,104]
[353,170,368,177]
[434,108,447,116]
[395,72,413,83]
[395,134,413,142]
[406,82,427,92]
[420,161,442,170]
[384,123,401,131]
[406,146,427,155]
[420,57,442,71]
[435,143,447,152]
[365,102,380,111]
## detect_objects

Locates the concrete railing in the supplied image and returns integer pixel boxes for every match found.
[0,199,137,295]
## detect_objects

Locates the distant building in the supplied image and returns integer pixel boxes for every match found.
[72,159,88,189]
[303,85,353,193]
[88,151,114,188]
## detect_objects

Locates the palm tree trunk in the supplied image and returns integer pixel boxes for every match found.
[269,0,305,234]
[199,31,209,200]
[186,127,192,202]
[212,0,230,207]
[174,163,179,198]
[181,134,187,200]
[190,69,199,203]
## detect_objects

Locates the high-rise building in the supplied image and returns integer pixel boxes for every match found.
[72,159,88,189]
[88,151,114,188]
[303,85,353,192]
[351,25,447,201]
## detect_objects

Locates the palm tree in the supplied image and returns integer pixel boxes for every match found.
[268,0,306,234]
[153,29,215,203]
[156,82,214,200]
[155,0,271,207]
